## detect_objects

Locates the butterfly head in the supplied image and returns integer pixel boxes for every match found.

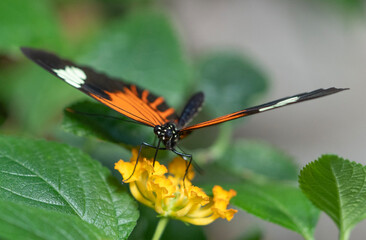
[154,123,179,149]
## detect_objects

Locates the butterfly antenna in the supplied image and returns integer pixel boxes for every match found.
[66,108,148,126]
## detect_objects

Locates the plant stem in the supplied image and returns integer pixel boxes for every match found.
[210,123,233,158]
[339,228,350,240]
[152,217,169,240]
[303,234,315,240]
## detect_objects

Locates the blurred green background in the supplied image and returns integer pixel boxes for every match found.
[0,0,363,239]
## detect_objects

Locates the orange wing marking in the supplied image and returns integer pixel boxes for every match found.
[159,108,175,120]
[135,89,176,123]
[142,90,149,103]
[124,87,163,124]
[130,84,138,96]
[182,111,249,131]
[89,92,156,126]
[90,87,177,126]
[149,97,164,109]
[122,88,165,125]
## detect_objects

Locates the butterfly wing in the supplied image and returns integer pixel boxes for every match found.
[180,87,347,134]
[21,47,178,127]
[177,92,204,129]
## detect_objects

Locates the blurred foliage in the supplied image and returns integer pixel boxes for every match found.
[196,52,267,117]
[318,0,365,14]
[80,10,191,106]
[239,229,263,240]
[0,101,7,126]
[0,65,84,134]
[236,228,263,240]
[0,0,63,53]
[218,140,298,182]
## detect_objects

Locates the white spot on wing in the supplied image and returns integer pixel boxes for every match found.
[53,66,86,88]
[259,96,300,112]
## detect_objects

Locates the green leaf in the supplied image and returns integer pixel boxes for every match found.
[0,0,62,52]
[0,135,139,239]
[62,100,153,146]
[0,200,110,240]
[196,52,268,117]
[299,155,366,239]
[218,140,298,182]
[81,10,191,107]
[228,182,319,240]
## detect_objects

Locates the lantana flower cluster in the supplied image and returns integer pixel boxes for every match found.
[115,149,237,225]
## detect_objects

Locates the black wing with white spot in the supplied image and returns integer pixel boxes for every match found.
[21,47,178,127]
[180,87,348,132]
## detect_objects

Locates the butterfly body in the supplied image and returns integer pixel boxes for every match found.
[154,123,179,150]
[21,47,348,176]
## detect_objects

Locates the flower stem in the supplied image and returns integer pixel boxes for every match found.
[152,217,169,240]
[211,123,233,158]
[339,228,350,240]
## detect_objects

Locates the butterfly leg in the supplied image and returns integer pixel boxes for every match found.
[124,141,166,181]
[152,139,162,167]
[172,148,193,186]
[176,146,204,175]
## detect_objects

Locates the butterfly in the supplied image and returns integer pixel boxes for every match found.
[21,47,347,178]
